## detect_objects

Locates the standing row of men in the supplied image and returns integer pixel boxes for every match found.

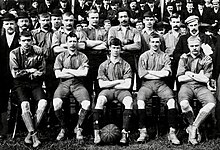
[0,6,218,148]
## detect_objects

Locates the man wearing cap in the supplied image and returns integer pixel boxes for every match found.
[16,11,30,33]
[174,0,183,15]
[57,0,71,14]
[75,0,90,22]
[136,33,180,145]
[145,0,160,21]
[30,10,40,30]
[39,0,56,14]
[0,13,20,140]
[211,0,220,28]
[141,11,165,53]
[173,15,215,90]
[177,36,216,145]
[181,1,196,22]
[9,31,47,148]
[108,8,141,90]
[52,12,87,54]
[94,0,107,26]
[51,9,62,32]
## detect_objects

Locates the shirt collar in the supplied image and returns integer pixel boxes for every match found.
[149,49,162,55]
[116,25,131,31]
[65,49,79,57]
[20,46,34,55]
[107,57,123,65]
[59,26,74,34]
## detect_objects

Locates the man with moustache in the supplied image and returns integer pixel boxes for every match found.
[0,13,20,141]
[163,13,181,89]
[16,11,30,33]
[53,32,90,142]
[83,9,108,96]
[136,33,180,145]
[93,38,133,144]
[108,8,141,90]
[32,12,58,127]
[52,12,87,54]
[51,9,62,32]
[9,31,47,148]
[173,15,215,90]
[177,36,216,145]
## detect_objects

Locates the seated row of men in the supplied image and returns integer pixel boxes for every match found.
[8,29,215,147]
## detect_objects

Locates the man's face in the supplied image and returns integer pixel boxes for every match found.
[17,18,30,31]
[51,16,62,29]
[78,0,86,5]
[148,2,154,8]
[60,1,67,9]
[188,20,199,36]
[186,3,194,11]
[3,20,16,34]
[88,12,99,26]
[188,40,201,56]
[167,5,173,12]
[19,36,32,50]
[110,45,121,57]
[39,16,51,30]
[176,2,182,8]
[213,2,219,9]
[62,14,74,30]
[45,0,51,5]
[31,16,38,24]
[136,22,144,31]
[67,36,78,51]
[170,17,180,31]
[130,2,137,10]
[104,22,111,31]
[198,4,204,10]
[143,16,155,28]
[118,11,129,26]
[103,0,111,5]
[32,2,38,8]
[149,37,161,51]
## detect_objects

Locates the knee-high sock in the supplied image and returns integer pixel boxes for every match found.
[123,109,132,132]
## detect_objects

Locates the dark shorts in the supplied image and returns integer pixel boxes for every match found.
[14,81,46,103]
[178,83,216,106]
[53,80,90,103]
[98,89,132,102]
[137,80,174,102]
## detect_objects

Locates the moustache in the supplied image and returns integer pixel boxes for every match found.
[122,20,128,24]
[43,23,50,29]
[67,24,72,27]
[191,29,197,33]
[173,25,179,29]
[22,24,28,28]
[8,27,14,30]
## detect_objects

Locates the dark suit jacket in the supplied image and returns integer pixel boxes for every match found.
[194,7,215,24]
[0,31,20,88]
[173,33,215,65]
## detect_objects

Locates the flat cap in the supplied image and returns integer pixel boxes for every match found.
[2,13,16,21]
[51,9,62,17]
[185,15,199,24]
[212,0,219,3]
[17,11,29,19]
[143,11,155,17]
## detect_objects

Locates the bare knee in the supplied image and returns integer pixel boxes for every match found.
[53,98,63,111]
[122,96,133,109]
[180,100,191,112]
[81,100,90,110]
[137,100,145,109]
[167,99,175,109]
[38,99,47,110]
[95,96,107,109]
[21,101,30,114]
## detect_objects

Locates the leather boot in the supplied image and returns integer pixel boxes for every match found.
[120,129,129,144]
[32,132,41,148]
[137,128,149,143]
[94,129,101,144]
[186,125,198,145]
[168,127,180,145]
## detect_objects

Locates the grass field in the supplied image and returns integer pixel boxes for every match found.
[1,124,220,150]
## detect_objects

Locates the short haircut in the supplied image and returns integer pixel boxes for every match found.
[149,33,161,42]
[187,36,201,44]
[109,38,122,46]
[117,8,131,18]
[87,9,98,15]
[62,12,74,18]
[66,31,78,41]
[38,13,50,19]
[19,30,32,38]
